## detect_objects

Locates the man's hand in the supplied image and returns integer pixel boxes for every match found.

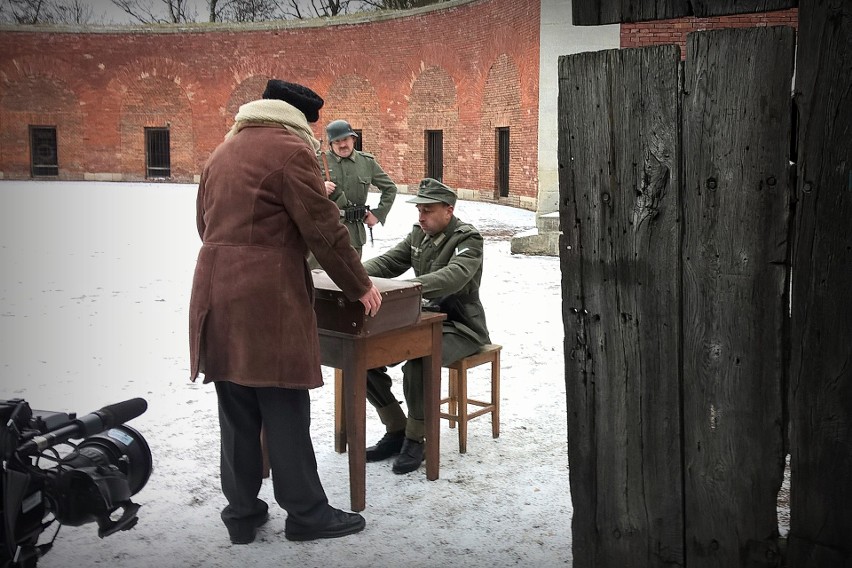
[358,283,382,317]
[364,211,379,228]
[324,180,336,196]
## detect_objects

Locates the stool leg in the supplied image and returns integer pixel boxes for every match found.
[458,364,468,454]
[334,368,347,453]
[492,352,500,439]
[447,370,458,429]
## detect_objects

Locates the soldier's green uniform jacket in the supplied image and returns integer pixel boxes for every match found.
[362,216,491,346]
[318,149,397,249]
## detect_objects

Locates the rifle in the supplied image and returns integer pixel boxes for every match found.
[320,140,332,184]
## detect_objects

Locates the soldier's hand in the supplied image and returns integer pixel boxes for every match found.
[359,283,382,317]
[324,180,336,196]
[364,211,379,228]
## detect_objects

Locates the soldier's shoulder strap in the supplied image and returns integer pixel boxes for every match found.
[451,218,479,235]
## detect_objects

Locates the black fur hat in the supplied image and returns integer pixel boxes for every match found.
[262,79,324,123]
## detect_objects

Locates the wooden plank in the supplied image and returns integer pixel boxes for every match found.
[560,44,682,568]
[572,0,689,25]
[572,0,796,25]
[681,26,794,568]
[691,0,797,18]
[788,1,852,566]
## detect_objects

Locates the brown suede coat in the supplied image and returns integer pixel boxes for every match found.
[189,124,371,389]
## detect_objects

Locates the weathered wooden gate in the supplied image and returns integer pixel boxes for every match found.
[787,2,852,566]
[560,26,796,567]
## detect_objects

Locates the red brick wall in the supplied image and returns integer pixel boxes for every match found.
[621,8,798,58]
[0,0,540,207]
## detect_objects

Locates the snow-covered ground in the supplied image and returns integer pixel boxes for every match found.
[1,180,571,567]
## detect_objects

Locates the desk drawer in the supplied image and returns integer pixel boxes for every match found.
[312,269,422,336]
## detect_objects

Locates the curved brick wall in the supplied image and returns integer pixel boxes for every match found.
[0,0,540,208]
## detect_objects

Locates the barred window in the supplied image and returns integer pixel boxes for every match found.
[145,127,171,178]
[30,126,58,177]
[425,130,443,182]
[496,127,510,197]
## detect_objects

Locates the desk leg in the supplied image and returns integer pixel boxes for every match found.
[424,319,442,481]
[334,368,347,453]
[343,354,367,512]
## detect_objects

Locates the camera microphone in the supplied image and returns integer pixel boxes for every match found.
[18,398,148,455]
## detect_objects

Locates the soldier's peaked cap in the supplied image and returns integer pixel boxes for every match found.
[406,178,457,206]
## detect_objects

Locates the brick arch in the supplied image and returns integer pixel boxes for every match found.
[87,58,200,178]
[222,56,302,121]
[0,76,78,111]
[107,57,203,104]
[224,75,270,123]
[222,74,330,148]
[0,58,83,179]
[219,71,328,167]
[208,61,287,164]
[322,74,381,151]
[114,78,192,180]
[108,58,199,181]
[405,65,459,187]
[221,62,327,145]
[480,53,522,200]
[0,54,92,94]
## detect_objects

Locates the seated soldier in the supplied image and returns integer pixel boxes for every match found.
[362,178,491,474]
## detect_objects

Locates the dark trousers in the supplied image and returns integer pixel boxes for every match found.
[366,331,480,428]
[215,381,332,532]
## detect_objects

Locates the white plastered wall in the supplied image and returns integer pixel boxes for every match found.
[537,0,620,216]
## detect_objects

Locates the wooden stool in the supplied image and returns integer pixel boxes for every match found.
[440,344,501,453]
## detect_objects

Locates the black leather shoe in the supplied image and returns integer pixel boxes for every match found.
[227,511,269,545]
[366,430,405,462]
[392,438,424,474]
[285,508,366,541]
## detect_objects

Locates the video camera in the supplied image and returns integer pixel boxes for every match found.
[0,398,152,568]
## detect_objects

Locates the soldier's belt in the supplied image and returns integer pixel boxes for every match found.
[341,204,370,223]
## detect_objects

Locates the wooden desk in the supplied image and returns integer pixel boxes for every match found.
[318,311,445,512]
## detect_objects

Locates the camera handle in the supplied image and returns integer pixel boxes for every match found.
[96,501,140,538]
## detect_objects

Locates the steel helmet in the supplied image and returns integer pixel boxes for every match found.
[326,119,358,143]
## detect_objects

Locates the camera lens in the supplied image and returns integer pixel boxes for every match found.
[75,425,153,494]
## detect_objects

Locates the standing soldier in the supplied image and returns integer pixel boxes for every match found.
[317,119,398,259]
